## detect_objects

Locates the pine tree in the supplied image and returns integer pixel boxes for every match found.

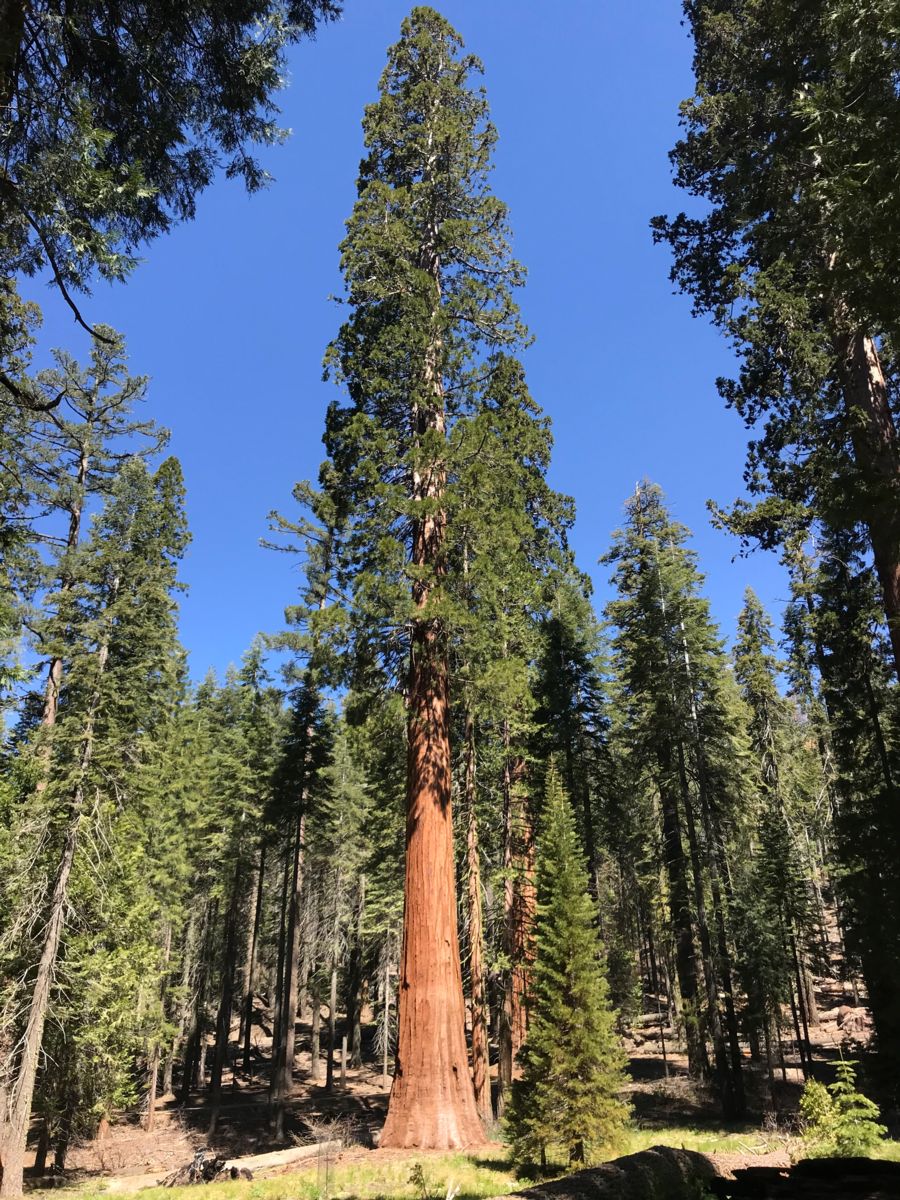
[732,587,826,1089]
[0,456,188,1196]
[10,329,164,735]
[507,768,629,1171]
[786,527,900,1091]
[602,482,748,1115]
[652,0,900,680]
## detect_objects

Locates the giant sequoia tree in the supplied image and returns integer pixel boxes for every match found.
[314,7,527,1148]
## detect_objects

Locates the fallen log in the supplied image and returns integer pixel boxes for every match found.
[508,1145,721,1200]
[159,1139,343,1187]
[221,1140,343,1176]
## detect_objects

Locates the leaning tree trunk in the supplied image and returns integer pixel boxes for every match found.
[0,609,113,1199]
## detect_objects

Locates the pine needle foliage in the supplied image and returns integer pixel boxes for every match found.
[506,768,629,1171]
[800,1059,887,1158]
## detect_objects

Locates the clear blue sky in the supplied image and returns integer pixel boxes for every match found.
[32,0,787,678]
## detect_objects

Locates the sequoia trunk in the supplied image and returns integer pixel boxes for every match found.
[380,622,484,1147]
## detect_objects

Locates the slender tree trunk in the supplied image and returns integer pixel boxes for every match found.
[271,845,291,1077]
[32,1122,48,1178]
[0,594,114,1199]
[790,932,813,1072]
[834,327,900,680]
[677,758,735,1114]
[762,1016,777,1112]
[272,807,306,1138]
[656,759,707,1079]
[802,966,820,1027]
[175,909,204,1102]
[209,860,243,1133]
[325,871,341,1094]
[381,946,392,1091]
[183,901,216,1102]
[242,845,266,1075]
[346,875,366,1070]
[145,1046,160,1136]
[310,989,321,1083]
[144,923,171,1133]
[464,710,491,1121]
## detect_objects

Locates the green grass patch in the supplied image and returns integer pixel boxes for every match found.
[28,1125,900,1200]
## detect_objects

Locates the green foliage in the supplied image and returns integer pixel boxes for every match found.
[800,1060,887,1158]
[310,6,530,691]
[506,768,629,1170]
[0,0,340,330]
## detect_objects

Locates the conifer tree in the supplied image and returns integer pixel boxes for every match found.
[507,768,629,1170]
[450,353,572,1116]
[732,589,825,1090]
[9,329,164,734]
[0,0,340,345]
[785,528,900,1088]
[653,0,900,680]
[309,7,529,1147]
[0,456,188,1197]
[603,482,747,1116]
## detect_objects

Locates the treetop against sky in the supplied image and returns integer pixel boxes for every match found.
[24,0,785,676]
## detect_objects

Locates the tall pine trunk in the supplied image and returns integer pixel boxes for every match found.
[208,860,243,1133]
[241,845,266,1074]
[271,809,305,1138]
[346,875,366,1071]
[656,756,707,1080]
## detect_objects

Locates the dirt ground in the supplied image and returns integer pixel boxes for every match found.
[36,971,878,1191]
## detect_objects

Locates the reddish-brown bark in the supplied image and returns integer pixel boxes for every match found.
[510,798,535,1064]
[464,709,491,1121]
[381,336,483,1145]
[496,752,532,1117]
[380,628,484,1148]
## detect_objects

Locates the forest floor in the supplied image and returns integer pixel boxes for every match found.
[24,972,898,1198]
